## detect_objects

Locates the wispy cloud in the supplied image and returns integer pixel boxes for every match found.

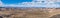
[1,2,47,7]
[0,0,60,8]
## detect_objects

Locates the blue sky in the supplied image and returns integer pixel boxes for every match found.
[0,0,60,8]
[1,0,32,4]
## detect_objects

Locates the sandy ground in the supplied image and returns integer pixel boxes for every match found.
[0,8,60,18]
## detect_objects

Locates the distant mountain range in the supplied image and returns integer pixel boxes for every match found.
[0,6,60,9]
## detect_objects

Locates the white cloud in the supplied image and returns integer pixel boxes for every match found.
[0,0,3,6]
[0,0,60,8]
[0,0,46,7]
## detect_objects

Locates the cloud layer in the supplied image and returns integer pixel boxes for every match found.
[0,0,60,8]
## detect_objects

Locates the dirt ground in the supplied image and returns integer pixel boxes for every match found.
[0,8,60,18]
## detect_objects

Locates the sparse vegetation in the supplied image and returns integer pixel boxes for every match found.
[0,7,60,18]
